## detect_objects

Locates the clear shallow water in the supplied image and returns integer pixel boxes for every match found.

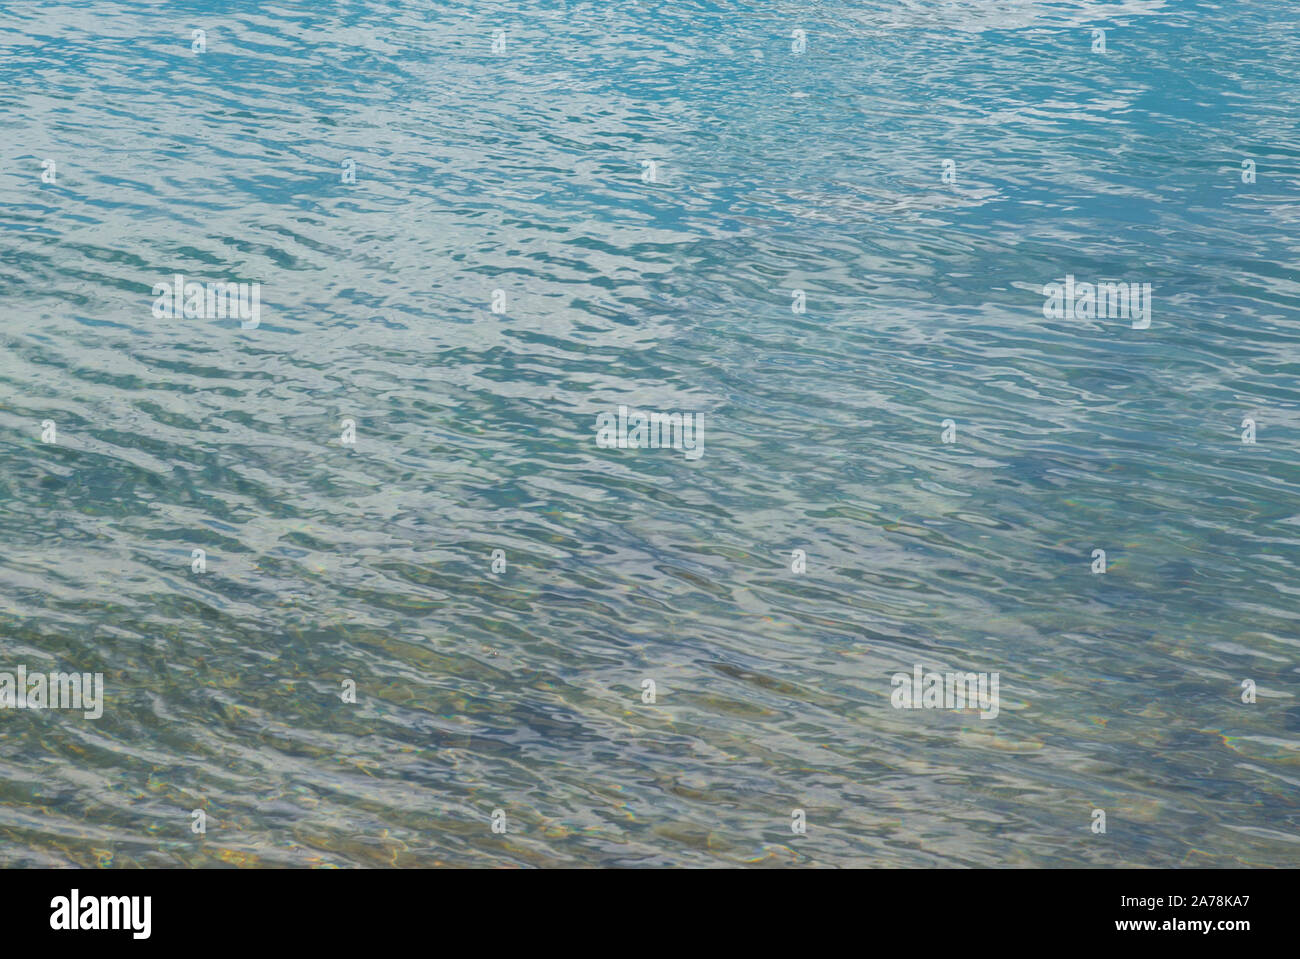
[1,0,1298,867]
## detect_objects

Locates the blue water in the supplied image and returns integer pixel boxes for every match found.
[1,0,1298,867]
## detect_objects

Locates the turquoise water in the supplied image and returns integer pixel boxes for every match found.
[1,1,1298,867]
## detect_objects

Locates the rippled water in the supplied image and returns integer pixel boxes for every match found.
[1,0,1298,868]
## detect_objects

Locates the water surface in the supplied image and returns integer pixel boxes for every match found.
[1,0,1298,867]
